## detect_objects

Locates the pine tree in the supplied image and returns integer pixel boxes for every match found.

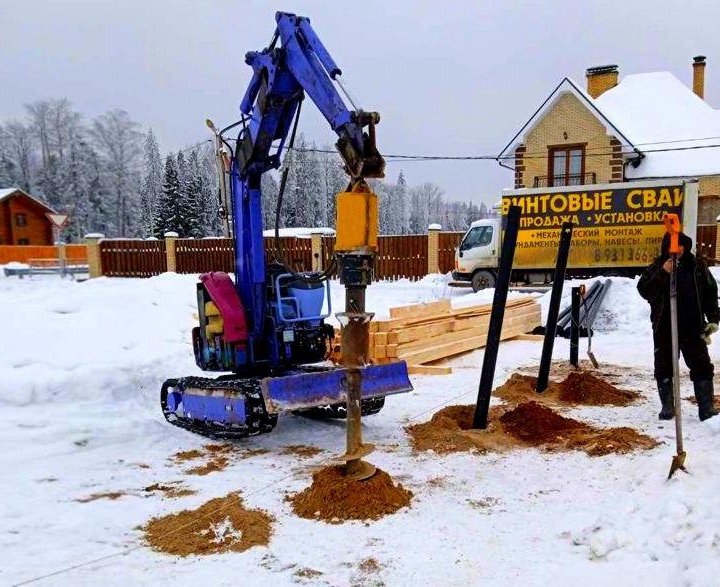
[139,128,163,237]
[185,150,204,238]
[394,170,409,233]
[154,155,181,237]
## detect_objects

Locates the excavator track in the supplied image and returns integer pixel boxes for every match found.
[161,376,277,439]
[160,372,387,439]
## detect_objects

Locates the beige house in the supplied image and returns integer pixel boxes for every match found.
[498,57,720,260]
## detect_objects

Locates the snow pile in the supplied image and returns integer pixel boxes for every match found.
[537,277,650,335]
[568,434,720,581]
[0,273,201,406]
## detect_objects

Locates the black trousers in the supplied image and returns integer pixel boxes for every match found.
[653,325,714,382]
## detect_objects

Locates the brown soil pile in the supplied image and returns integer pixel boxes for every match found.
[281,445,324,458]
[407,401,658,457]
[144,482,196,498]
[173,448,203,462]
[559,371,640,406]
[405,405,509,454]
[185,456,229,476]
[494,371,639,407]
[143,492,273,556]
[499,401,588,444]
[289,466,412,524]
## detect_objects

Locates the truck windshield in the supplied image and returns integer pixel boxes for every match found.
[460,226,493,251]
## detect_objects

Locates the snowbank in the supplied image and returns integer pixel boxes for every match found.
[537,277,651,335]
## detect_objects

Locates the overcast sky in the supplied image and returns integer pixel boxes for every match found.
[1,0,719,205]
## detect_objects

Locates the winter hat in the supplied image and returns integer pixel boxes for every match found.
[661,231,693,256]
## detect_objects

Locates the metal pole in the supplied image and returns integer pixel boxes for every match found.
[570,286,580,367]
[536,222,574,392]
[472,205,521,429]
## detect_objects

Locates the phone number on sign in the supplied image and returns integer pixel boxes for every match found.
[592,247,655,263]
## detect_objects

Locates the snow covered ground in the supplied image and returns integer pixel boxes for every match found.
[2,271,720,586]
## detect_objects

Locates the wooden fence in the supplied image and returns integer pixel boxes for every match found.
[0,244,87,265]
[438,232,464,273]
[176,238,234,273]
[264,237,314,272]
[94,234,444,280]
[99,239,166,277]
[376,235,428,280]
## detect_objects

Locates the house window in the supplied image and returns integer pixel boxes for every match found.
[18,238,30,245]
[15,213,27,227]
[549,145,585,186]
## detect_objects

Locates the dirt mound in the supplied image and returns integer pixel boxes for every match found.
[289,466,412,524]
[143,492,273,556]
[406,401,658,457]
[499,401,588,445]
[406,405,509,454]
[570,427,658,457]
[494,371,639,407]
[559,371,639,406]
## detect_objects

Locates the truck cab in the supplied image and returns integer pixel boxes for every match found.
[452,218,502,291]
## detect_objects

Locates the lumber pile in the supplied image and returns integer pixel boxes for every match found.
[329,297,541,375]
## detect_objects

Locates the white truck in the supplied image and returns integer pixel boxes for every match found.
[452,179,698,291]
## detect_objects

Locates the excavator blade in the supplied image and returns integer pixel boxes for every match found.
[261,361,413,414]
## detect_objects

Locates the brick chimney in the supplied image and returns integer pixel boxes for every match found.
[693,55,706,99]
[586,65,619,98]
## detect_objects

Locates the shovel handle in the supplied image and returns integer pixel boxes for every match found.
[664,213,681,254]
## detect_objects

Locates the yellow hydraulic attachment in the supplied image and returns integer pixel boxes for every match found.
[335,180,378,253]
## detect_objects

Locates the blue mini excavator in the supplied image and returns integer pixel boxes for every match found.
[161,12,412,479]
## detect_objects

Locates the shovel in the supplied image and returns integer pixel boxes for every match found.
[664,213,687,480]
[580,286,600,368]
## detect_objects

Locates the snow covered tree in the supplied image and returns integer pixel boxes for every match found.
[393,170,409,233]
[154,155,181,237]
[184,150,205,238]
[139,128,163,237]
[3,121,34,191]
[90,109,142,236]
[261,172,280,231]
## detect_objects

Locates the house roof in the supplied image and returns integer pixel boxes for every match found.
[497,77,640,163]
[0,187,57,213]
[499,70,720,179]
[595,72,720,178]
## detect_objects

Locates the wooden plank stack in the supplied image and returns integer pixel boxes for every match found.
[329,297,541,375]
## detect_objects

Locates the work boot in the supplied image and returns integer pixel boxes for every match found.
[657,378,675,420]
[693,379,719,421]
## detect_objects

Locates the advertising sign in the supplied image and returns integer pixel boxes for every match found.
[501,181,696,269]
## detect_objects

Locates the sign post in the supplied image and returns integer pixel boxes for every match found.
[46,213,69,277]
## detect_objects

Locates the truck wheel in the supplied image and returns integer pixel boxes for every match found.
[471,270,496,292]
